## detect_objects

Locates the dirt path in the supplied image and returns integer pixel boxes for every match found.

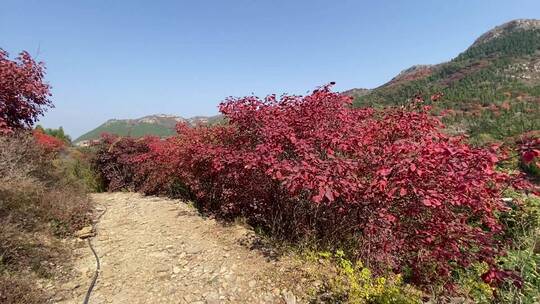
[57,192,311,304]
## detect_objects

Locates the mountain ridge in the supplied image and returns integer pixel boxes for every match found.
[471,19,540,47]
[347,18,540,143]
[346,19,540,95]
[74,113,222,144]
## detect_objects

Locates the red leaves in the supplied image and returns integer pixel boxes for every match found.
[93,84,529,288]
[522,150,539,165]
[517,135,540,169]
[430,92,444,102]
[324,187,335,202]
[378,168,392,177]
[399,187,408,197]
[421,198,441,207]
[33,129,64,152]
[0,49,52,134]
[482,268,523,289]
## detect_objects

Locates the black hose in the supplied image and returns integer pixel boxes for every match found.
[82,207,107,304]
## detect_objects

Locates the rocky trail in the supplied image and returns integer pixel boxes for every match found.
[55,193,316,304]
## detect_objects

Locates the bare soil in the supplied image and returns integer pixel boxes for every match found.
[55,192,315,304]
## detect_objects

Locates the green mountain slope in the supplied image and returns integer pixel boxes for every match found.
[349,19,540,143]
[75,120,175,143]
[75,114,222,144]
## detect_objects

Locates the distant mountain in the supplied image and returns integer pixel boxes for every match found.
[342,88,371,98]
[471,19,540,47]
[348,19,540,143]
[74,114,222,144]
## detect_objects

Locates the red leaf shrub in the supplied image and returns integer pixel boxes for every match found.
[517,133,540,168]
[0,49,52,135]
[33,129,65,152]
[94,84,529,288]
[482,267,523,289]
[514,132,540,180]
[92,134,158,191]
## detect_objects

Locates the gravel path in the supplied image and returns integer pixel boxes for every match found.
[58,192,307,304]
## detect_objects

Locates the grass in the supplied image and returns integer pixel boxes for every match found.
[0,132,93,303]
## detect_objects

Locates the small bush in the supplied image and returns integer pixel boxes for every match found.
[32,128,65,152]
[0,273,47,304]
[517,133,540,179]
[455,262,494,303]
[92,134,157,192]
[34,125,72,144]
[323,250,422,304]
[495,191,540,303]
[0,133,91,235]
[59,147,104,192]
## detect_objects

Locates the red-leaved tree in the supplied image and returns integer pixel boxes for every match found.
[0,49,52,135]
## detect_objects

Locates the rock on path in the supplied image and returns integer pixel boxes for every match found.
[57,192,305,304]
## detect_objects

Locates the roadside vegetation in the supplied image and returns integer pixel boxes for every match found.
[0,49,95,303]
[93,85,540,303]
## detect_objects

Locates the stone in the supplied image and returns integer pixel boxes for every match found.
[205,291,220,304]
[155,265,170,273]
[186,247,201,254]
[66,281,81,290]
[282,290,297,304]
[75,226,94,239]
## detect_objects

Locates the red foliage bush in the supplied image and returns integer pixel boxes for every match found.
[32,129,65,152]
[94,85,529,287]
[516,132,540,179]
[0,49,52,135]
[92,134,159,191]
[518,134,540,167]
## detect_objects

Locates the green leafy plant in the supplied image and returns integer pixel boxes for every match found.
[496,191,540,303]
[455,262,494,304]
[323,250,421,304]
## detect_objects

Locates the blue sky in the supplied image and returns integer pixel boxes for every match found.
[1,0,539,138]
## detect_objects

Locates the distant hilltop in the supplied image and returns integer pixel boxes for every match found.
[74,114,223,145]
[347,18,540,109]
[471,19,540,47]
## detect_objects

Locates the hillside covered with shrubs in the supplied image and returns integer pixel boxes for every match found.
[352,19,540,146]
